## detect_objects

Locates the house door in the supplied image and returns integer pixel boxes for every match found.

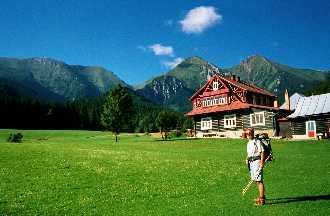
[306,121,316,138]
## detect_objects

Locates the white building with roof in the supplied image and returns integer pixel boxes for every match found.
[279,92,330,139]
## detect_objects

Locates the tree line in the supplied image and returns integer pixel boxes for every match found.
[0,85,192,137]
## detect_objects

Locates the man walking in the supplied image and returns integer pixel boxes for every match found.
[245,128,266,206]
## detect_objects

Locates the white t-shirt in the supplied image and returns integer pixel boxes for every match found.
[247,139,264,157]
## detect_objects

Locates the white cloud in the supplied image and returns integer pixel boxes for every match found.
[149,43,174,56]
[163,57,184,69]
[180,6,222,34]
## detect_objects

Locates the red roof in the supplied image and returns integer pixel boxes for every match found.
[186,102,279,116]
[186,73,278,117]
[190,74,276,101]
[230,79,275,97]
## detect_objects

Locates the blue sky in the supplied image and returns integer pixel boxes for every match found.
[0,0,329,84]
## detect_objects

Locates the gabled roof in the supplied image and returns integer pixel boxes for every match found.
[190,74,276,100]
[189,75,225,100]
[227,78,275,97]
[280,93,305,111]
[186,102,278,116]
[287,92,330,118]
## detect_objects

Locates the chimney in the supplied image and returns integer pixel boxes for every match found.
[207,70,212,81]
[230,75,236,81]
[274,99,278,108]
[236,76,240,82]
[284,89,290,110]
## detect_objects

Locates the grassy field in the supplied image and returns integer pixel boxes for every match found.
[0,130,329,215]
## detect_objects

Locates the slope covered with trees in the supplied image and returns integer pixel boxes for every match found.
[0,85,191,133]
[0,57,127,102]
[1,55,327,133]
[304,77,330,96]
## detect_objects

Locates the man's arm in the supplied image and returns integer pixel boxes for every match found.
[257,140,265,169]
[246,142,249,164]
[260,151,265,169]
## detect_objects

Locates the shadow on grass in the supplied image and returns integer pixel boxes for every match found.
[267,194,330,205]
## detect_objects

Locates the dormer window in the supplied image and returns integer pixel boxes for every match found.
[213,81,219,91]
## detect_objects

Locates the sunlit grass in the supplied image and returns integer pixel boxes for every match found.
[0,130,329,215]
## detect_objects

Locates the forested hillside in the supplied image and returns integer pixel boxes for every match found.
[0,57,127,101]
[0,86,190,133]
[305,77,330,96]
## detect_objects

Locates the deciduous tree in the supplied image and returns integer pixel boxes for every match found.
[101,85,133,142]
[155,109,177,140]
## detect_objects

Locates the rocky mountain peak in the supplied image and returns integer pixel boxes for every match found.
[241,55,272,66]
[177,56,209,67]
[24,57,67,73]
[27,57,65,65]
[237,55,276,76]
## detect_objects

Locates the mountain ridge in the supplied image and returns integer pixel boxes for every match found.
[0,55,329,113]
[136,55,329,112]
[0,57,128,101]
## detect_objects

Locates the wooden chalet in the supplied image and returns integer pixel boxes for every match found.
[278,92,330,139]
[186,74,279,138]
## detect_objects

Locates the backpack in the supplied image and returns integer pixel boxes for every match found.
[255,133,274,162]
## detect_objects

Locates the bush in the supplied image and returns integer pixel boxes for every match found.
[168,130,184,139]
[7,132,23,143]
[175,130,182,137]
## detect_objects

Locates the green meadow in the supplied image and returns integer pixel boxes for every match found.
[0,130,329,215]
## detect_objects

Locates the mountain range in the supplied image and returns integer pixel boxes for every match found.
[0,56,329,113]
[135,55,329,112]
[0,57,127,101]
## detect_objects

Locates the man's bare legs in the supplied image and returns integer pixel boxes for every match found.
[256,181,265,205]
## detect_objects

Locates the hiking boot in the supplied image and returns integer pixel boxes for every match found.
[255,197,265,206]
[254,196,266,202]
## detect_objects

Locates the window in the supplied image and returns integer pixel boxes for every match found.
[213,81,219,91]
[260,96,265,105]
[213,97,218,105]
[256,96,260,105]
[202,96,227,107]
[250,112,265,126]
[224,114,236,128]
[218,96,227,104]
[201,117,212,130]
[252,95,256,104]
[266,97,270,106]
